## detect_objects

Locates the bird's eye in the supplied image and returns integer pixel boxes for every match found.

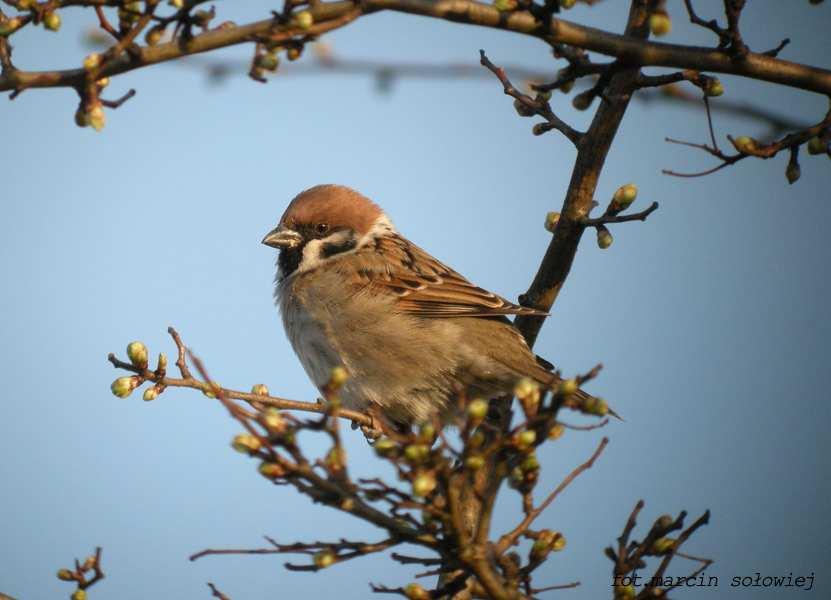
[315,223,329,235]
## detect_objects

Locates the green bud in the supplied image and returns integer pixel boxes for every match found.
[328,365,349,388]
[0,17,23,37]
[467,398,488,420]
[704,78,723,97]
[261,408,285,433]
[521,452,540,472]
[83,53,101,71]
[612,183,638,211]
[111,376,139,398]
[71,590,87,600]
[404,444,430,464]
[142,387,159,402]
[649,11,672,36]
[516,429,537,449]
[551,533,567,551]
[557,378,578,396]
[732,136,757,154]
[514,377,539,400]
[651,537,675,554]
[548,423,565,440]
[544,211,560,233]
[560,0,576,8]
[255,53,280,72]
[656,514,674,531]
[374,438,397,457]
[232,433,262,454]
[126,341,149,369]
[404,583,430,600]
[251,383,269,396]
[145,27,163,46]
[615,584,637,599]
[465,455,485,470]
[156,352,168,372]
[295,10,314,30]
[44,12,62,32]
[56,569,74,581]
[313,550,336,569]
[493,0,518,11]
[597,228,613,249]
[88,105,106,132]
[412,472,437,497]
[258,461,286,479]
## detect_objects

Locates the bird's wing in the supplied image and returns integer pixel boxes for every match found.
[350,234,548,318]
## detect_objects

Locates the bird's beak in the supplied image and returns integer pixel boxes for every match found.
[262,226,303,249]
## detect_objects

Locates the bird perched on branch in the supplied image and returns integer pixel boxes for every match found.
[263,184,587,426]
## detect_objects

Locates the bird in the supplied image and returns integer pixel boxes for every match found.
[262,184,582,426]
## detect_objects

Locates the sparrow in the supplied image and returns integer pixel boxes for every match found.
[263,184,579,425]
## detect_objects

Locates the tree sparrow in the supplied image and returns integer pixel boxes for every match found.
[263,185,579,425]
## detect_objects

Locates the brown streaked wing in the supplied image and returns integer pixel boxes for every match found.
[354,234,548,318]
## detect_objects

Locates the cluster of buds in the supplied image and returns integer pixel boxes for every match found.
[529,529,567,562]
[55,549,103,600]
[110,341,168,400]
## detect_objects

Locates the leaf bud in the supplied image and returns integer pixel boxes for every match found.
[465,455,485,470]
[56,569,74,581]
[649,11,672,36]
[328,365,349,389]
[142,387,159,402]
[88,105,106,132]
[374,438,398,458]
[651,537,676,555]
[412,472,437,497]
[83,53,102,71]
[732,135,757,154]
[557,378,578,397]
[261,408,286,433]
[111,376,139,398]
[404,583,430,600]
[513,98,536,118]
[515,429,537,450]
[44,12,62,32]
[544,211,560,233]
[145,26,164,46]
[704,78,723,97]
[294,10,314,30]
[258,461,287,479]
[71,591,87,600]
[404,444,430,464]
[126,341,149,369]
[232,433,262,454]
[521,452,540,472]
[493,0,519,11]
[467,398,488,420]
[251,383,269,396]
[313,550,336,569]
[156,352,168,372]
[611,183,638,211]
[561,0,576,8]
[597,228,613,249]
[548,423,565,440]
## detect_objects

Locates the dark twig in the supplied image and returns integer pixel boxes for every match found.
[480,49,584,146]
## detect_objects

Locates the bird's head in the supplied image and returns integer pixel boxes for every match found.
[263,184,394,280]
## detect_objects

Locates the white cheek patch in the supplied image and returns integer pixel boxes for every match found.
[358,214,397,248]
[294,230,357,275]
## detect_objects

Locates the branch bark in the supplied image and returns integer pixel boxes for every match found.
[2,0,830,95]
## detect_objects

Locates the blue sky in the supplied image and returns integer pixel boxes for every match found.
[1,2,829,599]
